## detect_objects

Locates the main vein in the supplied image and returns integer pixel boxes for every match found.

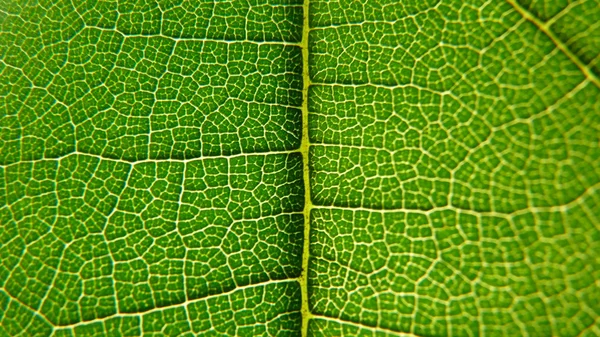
[299,0,313,335]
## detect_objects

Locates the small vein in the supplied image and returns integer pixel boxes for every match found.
[310,314,425,337]
[312,180,600,217]
[0,150,301,167]
[51,279,297,329]
[506,0,600,89]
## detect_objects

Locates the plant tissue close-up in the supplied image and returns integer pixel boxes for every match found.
[0,0,599,336]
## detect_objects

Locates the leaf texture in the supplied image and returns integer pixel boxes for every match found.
[1,0,599,336]
[306,0,600,336]
[0,0,304,336]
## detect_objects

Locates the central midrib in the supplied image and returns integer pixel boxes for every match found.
[299,0,313,335]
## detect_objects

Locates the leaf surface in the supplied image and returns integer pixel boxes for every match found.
[306,0,600,336]
[0,0,304,336]
[1,0,599,336]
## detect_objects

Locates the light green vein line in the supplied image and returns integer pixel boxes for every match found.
[0,150,301,167]
[299,0,313,335]
[311,315,425,337]
[51,279,296,330]
[506,0,600,89]
[90,28,304,46]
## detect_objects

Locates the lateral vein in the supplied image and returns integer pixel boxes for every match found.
[506,0,600,89]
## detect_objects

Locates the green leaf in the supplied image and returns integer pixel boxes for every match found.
[1,0,599,336]
[306,0,600,336]
[1,0,303,335]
